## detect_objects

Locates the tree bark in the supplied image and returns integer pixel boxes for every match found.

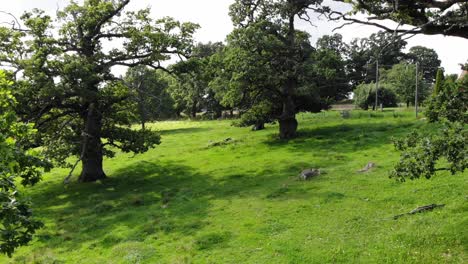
[279,78,298,139]
[79,103,106,182]
[251,121,265,131]
[137,88,147,130]
[278,10,299,140]
[191,100,197,119]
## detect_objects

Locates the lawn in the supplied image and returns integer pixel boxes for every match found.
[3,110,467,264]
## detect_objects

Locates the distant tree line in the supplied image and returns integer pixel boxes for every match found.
[123,31,443,126]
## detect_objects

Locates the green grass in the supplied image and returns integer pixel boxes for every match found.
[3,110,467,263]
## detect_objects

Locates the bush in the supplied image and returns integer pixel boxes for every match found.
[353,83,398,110]
[425,75,467,123]
[232,101,275,130]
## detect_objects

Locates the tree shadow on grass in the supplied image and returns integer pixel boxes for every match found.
[21,119,424,260]
[262,121,421,154]
[27,159,325,254]
[158,127,212,135]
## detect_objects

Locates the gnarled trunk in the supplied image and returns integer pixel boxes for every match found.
[278,12,298,140]
[279,116,297,139]
[279,78,298,139]
[79,103,106,182]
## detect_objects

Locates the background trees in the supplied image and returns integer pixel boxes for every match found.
[381,63,428,107]
[353,82,397,110]
[345,31,407,88]
[0,0,198,182]
[168,42,225,119]
[124,66,176,129]
[406,46,441,83]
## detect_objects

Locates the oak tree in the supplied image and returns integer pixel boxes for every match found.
[0,0,198,182]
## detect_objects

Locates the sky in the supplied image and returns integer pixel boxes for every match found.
[2,0,467,75]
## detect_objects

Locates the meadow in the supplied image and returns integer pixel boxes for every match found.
[3,109,466,264]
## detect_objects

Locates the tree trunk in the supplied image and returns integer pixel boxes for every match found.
[406,101,410,108]
[137,91,147,130]
[278,12,298,140]
[79,103,106,182]
[191,101,197,119]
[279,78,298,139]
[251,121,265,131]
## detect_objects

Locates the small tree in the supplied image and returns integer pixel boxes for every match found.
[391,76,467,181]
[124,66,176,129]
[0,70,50,256]
[381,63,428,107]
[168,42,225,119]
[353,83,398,110]
[425,74,467,123]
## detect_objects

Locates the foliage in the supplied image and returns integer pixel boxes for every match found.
[345,31,407,87]
[232,101,275,129]
[124,66,176,126]
[311,34,351,101]
[393,75,467,182]
[0,0,198,181]
[380,63,428,106]
[391,122,467,181]
[168,42,225,119]
[331,0,468,38]
[406,46,441,83]
[353,82,397,110]
[0,71,50,257]
[433,68,444,96]
[425,75,468,123]
[225,0,328,139]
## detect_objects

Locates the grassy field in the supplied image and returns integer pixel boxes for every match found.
[3,110,467,264]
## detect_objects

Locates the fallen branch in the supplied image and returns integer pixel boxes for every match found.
[63,158,81,184]
[393,204,445,220]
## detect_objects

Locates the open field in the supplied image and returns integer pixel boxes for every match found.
[3,110,467,264]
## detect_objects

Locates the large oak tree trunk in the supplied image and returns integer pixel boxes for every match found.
[279,101,298,139]
[278,12,298,140]
[79,103,106,182]
[279,78,298,139]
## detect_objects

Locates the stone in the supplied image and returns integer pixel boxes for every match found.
[358,162,376,172]
[299,168,320,180]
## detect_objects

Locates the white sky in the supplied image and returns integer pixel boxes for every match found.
[2,0,467,75]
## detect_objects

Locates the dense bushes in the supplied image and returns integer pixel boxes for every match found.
[425,75,467,123]
[353,83,398,110]
[391,75,467,181]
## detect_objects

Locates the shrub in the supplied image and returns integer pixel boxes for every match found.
[425,75,467,123]
[353,83,398,110]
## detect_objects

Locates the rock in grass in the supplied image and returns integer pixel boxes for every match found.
[358,162,376,172]
[299,168,320,180]
[208,137,235,147]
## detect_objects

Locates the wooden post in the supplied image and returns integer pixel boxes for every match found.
[415,62,419,118]
[375,60,379,111]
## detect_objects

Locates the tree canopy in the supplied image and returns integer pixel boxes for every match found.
[0,0,198,182]
[330,0,468,38]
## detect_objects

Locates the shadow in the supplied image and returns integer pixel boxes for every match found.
[19,118,428,259]
[27,159,323,254]
[262,121,421,154]
[158,127,211,135]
